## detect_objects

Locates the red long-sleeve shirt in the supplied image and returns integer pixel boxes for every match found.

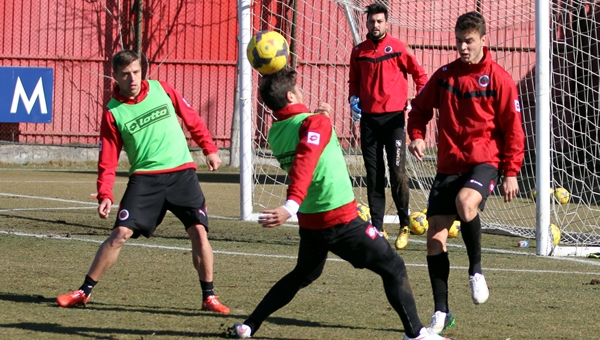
[348,33,428,113]
[407,48,525,176]
[97,80,218,203]
[273,104,357,228]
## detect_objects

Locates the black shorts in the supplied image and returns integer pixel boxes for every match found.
[298,217,397,271]
[427,164,500,217]
[114,168,209,238]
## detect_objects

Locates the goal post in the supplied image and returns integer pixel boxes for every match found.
[237,0,600,256]
[535,0,553,255]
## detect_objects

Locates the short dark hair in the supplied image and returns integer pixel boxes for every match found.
[112,50,140,73]
[366,3,388,21]
[455,11,486,36]
[258,69,297,111]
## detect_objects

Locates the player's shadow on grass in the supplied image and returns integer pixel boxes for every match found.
[0,322,225,338]
[0,292,56,304]
[258,316,402,334]
[0,293,401,338]
[0,213,108,233]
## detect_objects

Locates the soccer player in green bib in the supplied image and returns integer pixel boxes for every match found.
[56,50,230,314]
[232,69,450,340]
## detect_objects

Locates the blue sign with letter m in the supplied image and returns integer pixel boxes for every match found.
[0,67,53,123]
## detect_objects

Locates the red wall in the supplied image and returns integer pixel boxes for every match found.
[0,0,237,147]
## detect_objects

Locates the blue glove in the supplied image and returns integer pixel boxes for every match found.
[350,95,361,123]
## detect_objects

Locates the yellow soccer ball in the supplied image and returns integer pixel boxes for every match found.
[554,187,570,204]
[409,211,428,235]
[551,223,561,245]
[246,30,290,75]
[356,202,371,223]
[448,220,461,238]
[531,187,554,201]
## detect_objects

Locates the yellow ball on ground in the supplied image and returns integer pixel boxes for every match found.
[409,211,428,235]
[530,187,554,201]
[356,202,371,223]
[554,187,570,204]
[551,223,561,245]
[448,220,461,238]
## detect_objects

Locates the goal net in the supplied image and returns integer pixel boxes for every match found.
[240,0,600,254]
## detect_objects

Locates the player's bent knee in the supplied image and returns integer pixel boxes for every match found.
[107,226,133,245]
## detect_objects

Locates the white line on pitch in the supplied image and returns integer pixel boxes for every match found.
[0,207,97,212]
[0,192,98,205]
[0,181,94,183]
[1,192,599,268]
[1,229,599,275]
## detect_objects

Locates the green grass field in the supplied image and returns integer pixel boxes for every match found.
[1,166,600,339]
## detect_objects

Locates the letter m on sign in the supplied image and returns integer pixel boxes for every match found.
[0,67,53,123]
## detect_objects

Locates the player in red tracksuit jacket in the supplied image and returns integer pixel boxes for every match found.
[348,3,428,250]
[57,50,229,314]
[407,12,524,335]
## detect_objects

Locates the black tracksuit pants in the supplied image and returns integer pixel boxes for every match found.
[360,111,410,230]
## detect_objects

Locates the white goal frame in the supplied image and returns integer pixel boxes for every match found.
[237,0,600,257]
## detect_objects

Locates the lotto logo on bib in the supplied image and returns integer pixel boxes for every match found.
[118,209,130,221]
[125,104,170,134]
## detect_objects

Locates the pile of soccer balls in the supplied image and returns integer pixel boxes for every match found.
[246,30,290,75]
[530,187,571,205]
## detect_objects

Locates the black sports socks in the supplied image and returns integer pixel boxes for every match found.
[427,252,450,312]
[78,275,98,297]
[460,214,482,275]
[200,280,214,300]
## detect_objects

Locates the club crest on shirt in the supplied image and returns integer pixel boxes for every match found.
[118,209,130,221]
[478,75,490,87]
[307,131,321,145]
[384,46,393,53]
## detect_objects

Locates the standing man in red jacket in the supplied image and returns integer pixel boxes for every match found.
[56,50,230,314]
[407,12,525,335]
[349,3,428,250]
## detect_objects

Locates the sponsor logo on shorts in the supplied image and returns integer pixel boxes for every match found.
[198,208,206,217]
[307,131,321,145]
[489,180,495,193]
[469,179,483,187]
[124,104,170,134]
[366,225,378,240]
[118,209,130,221]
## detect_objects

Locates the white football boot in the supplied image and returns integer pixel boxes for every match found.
[429,310,455,334]
[469,273,489,304]
[403,327,452,340]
